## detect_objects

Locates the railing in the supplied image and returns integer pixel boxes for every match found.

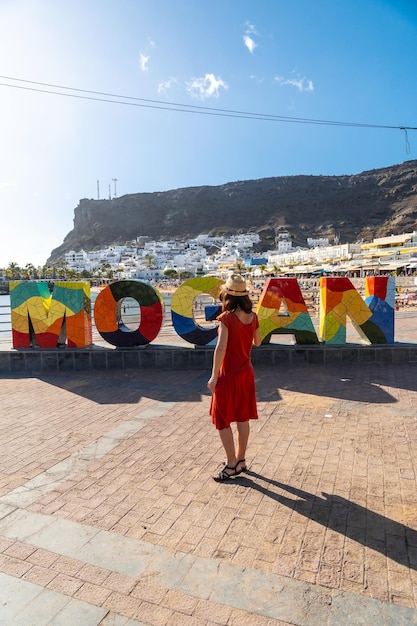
[0,302,11,343]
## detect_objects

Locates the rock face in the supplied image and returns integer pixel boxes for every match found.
[48,160,417,261]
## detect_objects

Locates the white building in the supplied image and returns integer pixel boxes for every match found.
[275,232,293,253]
[65,250,87,264]
[307,237,330,248]
[268,243,353,270]
[277,239,293,252]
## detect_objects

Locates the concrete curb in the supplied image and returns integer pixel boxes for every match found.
[1,343,417,373]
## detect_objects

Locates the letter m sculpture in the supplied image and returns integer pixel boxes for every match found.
[10,281,92,348]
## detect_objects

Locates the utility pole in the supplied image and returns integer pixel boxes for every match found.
[108,184,111,200]
[97,180,100,200]
[112,178,118,198]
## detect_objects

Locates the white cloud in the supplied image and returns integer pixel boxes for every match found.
[274,75,314,92]
[139,52,150,72]
[243,21,259,53]
[186,73,228,100]
[245,21,258,35]
[157,78,177,94]
[139,40,157,72]
[243,35,258,54]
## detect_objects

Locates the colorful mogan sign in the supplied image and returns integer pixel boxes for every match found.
[9,275,395,349]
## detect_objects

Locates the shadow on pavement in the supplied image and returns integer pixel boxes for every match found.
[0,370,283,405]
[256,363,417,404]
[3,363,417,406]
[30,370,211,404]
[240,470,416,570]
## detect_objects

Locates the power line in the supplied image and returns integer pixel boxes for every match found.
[0,74,416,131]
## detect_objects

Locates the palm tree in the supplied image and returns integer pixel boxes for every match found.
[56,266,67,280]
[22,263,36,280]
[42,265,55,279]
[234,261,245,274]
[101,263,114,279]
[5,262,21,280]
[61,260,69,279]
[66,268,80,280]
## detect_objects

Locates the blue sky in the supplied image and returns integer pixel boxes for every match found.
[1,0,416,267]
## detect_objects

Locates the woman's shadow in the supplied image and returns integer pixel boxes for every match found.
[238,471,417,570]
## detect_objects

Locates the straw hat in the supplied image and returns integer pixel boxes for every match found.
[221,274,249,296]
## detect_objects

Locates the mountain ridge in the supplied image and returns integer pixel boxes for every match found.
[48,160,417,262]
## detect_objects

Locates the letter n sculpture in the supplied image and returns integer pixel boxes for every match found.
[319,276,395,344]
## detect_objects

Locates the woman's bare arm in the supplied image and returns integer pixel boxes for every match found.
[207,323,228,392]
[253,326,261,346]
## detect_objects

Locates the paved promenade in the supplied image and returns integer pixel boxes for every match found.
[1,360,417,625]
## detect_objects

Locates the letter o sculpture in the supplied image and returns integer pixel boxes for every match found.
[94,280,164,347]
[170,276,223,345]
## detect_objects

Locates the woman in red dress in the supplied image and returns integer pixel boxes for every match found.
[207,274,261,481]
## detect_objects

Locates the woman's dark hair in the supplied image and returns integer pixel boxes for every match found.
[220,291,253,313]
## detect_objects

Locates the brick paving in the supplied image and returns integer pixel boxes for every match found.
[1,362,417,624]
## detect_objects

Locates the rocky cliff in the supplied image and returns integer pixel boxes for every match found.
[48,160,417,261]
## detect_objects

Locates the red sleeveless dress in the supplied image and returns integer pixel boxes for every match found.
[210,310,259,430]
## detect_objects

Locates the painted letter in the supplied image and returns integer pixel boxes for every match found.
[94,280,164,347]
[170,277,223,345]
[256,278,319,344]
[319,276,395,344]
[10,281,92,348]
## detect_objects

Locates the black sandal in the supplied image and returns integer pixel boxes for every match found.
[213,463,238,482]
[235,459,247,474]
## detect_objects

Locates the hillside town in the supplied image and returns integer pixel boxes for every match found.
[55,230,417,281]
[2,231,417,287]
